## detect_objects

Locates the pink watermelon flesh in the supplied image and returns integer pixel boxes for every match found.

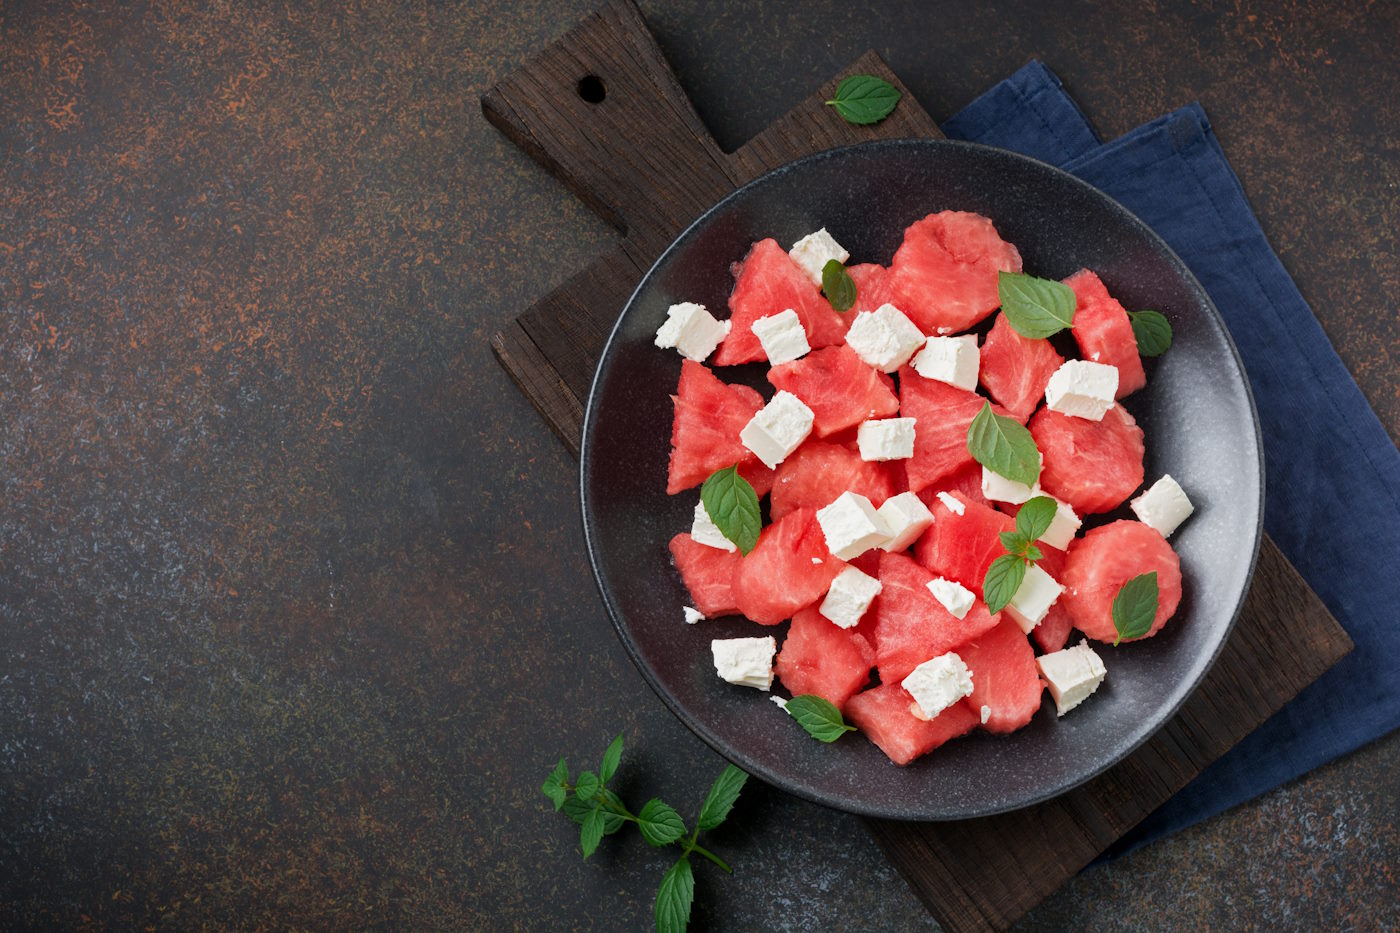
[1062,520,1183,643]
[978,312,1065,424]
[714,238,849,365]
[915,460,992,514]
[1064,269,1147,398]
[770,440,900,520]
[666,360,769,495]
[732,507,844,625]
[887,211,1023,334]
[774,605,876,710]
[914,491,1016,594]
[958,618,1044,734]
[873,551,1003,683]
[845,682,980,766]
[669,532,742,617]
[847,262,895,314]
[900,370,1012,493]
[1030,405,1145,515]
[767,343,899,438]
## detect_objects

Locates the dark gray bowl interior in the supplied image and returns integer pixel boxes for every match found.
[580,139,1263,820]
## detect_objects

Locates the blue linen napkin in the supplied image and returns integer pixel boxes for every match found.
[942,62,1400,854]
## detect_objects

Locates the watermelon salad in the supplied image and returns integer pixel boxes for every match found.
[653,216,1198,767]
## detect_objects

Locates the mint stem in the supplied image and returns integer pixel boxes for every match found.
[685,842,732,873]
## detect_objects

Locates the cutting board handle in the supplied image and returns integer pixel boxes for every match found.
[481,0,736,258]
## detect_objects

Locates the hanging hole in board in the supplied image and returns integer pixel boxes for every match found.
[577,75,606,104]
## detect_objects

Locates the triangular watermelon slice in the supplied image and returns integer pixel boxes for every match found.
[666,360,772,495]
[732,507,844,625]
[1029,404,1144,515]
[714,238,849,365]
[845,682,980,766]
[770,440,901,521]
[887,211,1023,334]
[958,618,1044,734]
[1064,269,1147,398]
[872,551,1003,683]
[669,532,742,617]
[774,605,876,710]
[899,370,1012,493]
[914,491,1015,593]
[978,311,1065,424]
[767,344,899,438]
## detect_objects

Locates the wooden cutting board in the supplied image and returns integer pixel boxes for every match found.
[484,2,1353,929]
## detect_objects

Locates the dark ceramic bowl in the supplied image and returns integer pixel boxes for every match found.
[580,139,1263,820]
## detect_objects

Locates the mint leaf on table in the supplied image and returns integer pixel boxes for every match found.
[580,804,606,858]
[541,758,569,811]
[825,74,901,125]
[982,552,1028,614]
[998,271,1076,338]
[598,733,624,784]
[697,764,749,830]
[562,790,627,834]
[1129,310,1173,357]
[1015,495,1059,543]
[822,259,857,312]
[700,465,761,555]
[1112,571,1159,645]
[654,858,695,933]
[637,799,687,847]
[967,401,1041,487]
[574,770,599,802]
[783,694,857,743]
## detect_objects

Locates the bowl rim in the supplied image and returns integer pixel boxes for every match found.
[579,137,1265,820]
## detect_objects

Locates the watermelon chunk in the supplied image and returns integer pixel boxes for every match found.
[767,344,899,438]
[666,360,769,495]
[1029,405,1145,515]
[669,532,742,617]
[978,312,1065,423]
[732,507,844,625]
[914,491,1015,593]
[845,682,980,766]
[848,262,895,314]
[774,605,875,710]
[873,551,1003,682]
[714,238,849,365]
[915,460,991,514]
[1064,269,1147,398]
[1061,520,1183,643]
[887,211,1023,334]
[1029,544,1075,653]
[770,440,900,521]
[900,369,1012,493]
[958,618,1044,733]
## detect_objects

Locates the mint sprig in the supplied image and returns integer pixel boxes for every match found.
[822,259,857,312]
[701,465,761,555]
[1128,310,1173,357]
[782,694,857,743]
[982,495,1058,613]
[825,74,901,125]
[1111,571,1159,645]
[967,401,1041,487]
[998,271,1076,338]
[543,735,748,933]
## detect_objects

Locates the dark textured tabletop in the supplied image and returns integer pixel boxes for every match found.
[1,1,1397,929]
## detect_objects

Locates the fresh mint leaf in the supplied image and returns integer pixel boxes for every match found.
[1112,572,1159,645]
[822,259,857,312]
[542,758,569,811]
[967,402,1041,487]
[1015,496,1058,543]
[574,770,599,802]
[784,694,857,743]
[824,74,901,125]
[580,804,605,858]
[700,465,761,555]
[637,799,687,847]
[563,790,627,834]
[1129,310,1173,357]
[599,733,623,785]
[1024,543,1043,563]
[655,858,695,933]
[697,764,749,831]
[999,530,1030,555]
[983,553,1027,615]
[998,271,1076,338]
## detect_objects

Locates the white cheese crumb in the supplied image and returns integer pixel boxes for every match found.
[816,491,891,561]
[877,492,934,552]
[1036,639,1107,716]
[683,606,705,625]
[819,565,883,629]
[911,334,980,391]
[845,303,926,373]
[935,491,965,516]
[788,228,850,287]
[691,500,737,552]
[740,390,814,469]
[857,417,917,462]
[654,301,730,362]
[926,577,975,620]
[980,704,991,725]
[1131,474,1195,538]
[750,308,811,365]
[711,636,777,691]
[1045,359,1119,421]
[902,653,975,721]
[770,695,790,711]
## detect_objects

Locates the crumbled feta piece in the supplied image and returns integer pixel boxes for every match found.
[926,577,975,620]
[654,301,731,362]
[1131,474,1195,538]
[935,492,965,516]
[1005,563,1064,633]
[691,500,736,552]
[740,390,814,469]
[911,334,980,391]
[1045,359,1119,421]
[683,606,705,625]
[981,462,1042,505]
[750,308,811,365]
[845,304,926,373]
[816,491,891,561]
[788,228,850,287]
[711,636,777,690]
[857,417,916,462]
[770,695,789,711]
[902,653,975,721]
[819,565,883,629]
[1036,639,1107,716]
[877,492,934,552]
[810,557,822,565]
[980,704,991,725]
[1039,496,1082,551]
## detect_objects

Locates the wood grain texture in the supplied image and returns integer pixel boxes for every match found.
[482,2,1353,930]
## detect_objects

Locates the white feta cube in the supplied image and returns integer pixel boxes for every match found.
[926,576,975,620]
[683,606,705,625]
[877,492,934,552]
[691,500,737,552]
[711,636,777,690]
[911,334,980,391]
[935,491,965,516]
[750,308,811,365]
[819,565,883,629]
[902,652,974,721]
[816,491,891,560]
[981,462,1041,505]
[1039,496,1082,551]
[654,301,731,362]
[1004,562,1064,633]
[740,391,814,469]
[857,417,916,462]
[1131,474,1195,538]
[1036,639,1107,716]
[788,228,850,286]
[1045,359,1119,420]
[845,304,926,373]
